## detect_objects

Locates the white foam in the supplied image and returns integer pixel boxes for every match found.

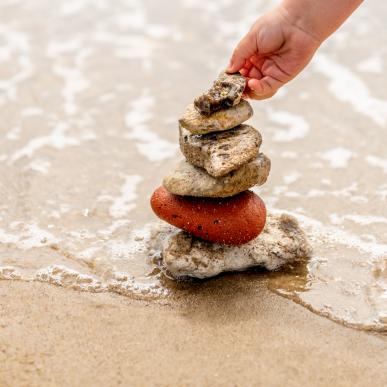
[59,0,100,16]
[36,265,104,292]
[283,171,301,185]
[25,158,51,174]
[272,208,387,259]
[9,122,80,162]
[95,30,154,60]
[267,108,310,142]
[0,266,22,280]
[314,54,387,126]
[304,182,368,203]
[125,92,177,161]
[0,25,33,100]
[53,64,89,115]
[330,213,387,226]
[107,224,152,259]
[366,155,387,173]
[98,219,132,237]
[22,107,43,116]
[281,150,298,159]
[113,10,146,30]
[357,56,384,74]
[46,38,82,57]
[5,126,21,141]
[320,147,353,168]
[0,223,59,249]
[109,175,142,219]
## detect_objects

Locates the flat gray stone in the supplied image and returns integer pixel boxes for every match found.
[179,99,253,135]
[179,124,262,177]
[194,71,246,115]
[162,154,270,198]
[149,213,312,279]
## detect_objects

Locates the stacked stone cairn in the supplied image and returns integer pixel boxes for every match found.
[150,71,311,279]
[151,71,270,245]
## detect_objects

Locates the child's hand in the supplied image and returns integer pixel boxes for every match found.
[227,7,320,100]
[227,0,363,100]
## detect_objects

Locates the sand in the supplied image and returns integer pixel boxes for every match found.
[1,280,386,387]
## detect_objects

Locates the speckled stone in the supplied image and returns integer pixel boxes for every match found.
[179,124,262,177]
[149,213,312,279]
[179,99,253,135]
[194,71,246,115]
[150,187,266,245]
[162,154,270,198]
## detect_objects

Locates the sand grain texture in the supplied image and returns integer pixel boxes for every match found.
[0,282,386,387]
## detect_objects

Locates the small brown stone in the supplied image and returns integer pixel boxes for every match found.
[194,71,246,115]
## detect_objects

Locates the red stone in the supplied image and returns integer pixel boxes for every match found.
[150,186,266,245]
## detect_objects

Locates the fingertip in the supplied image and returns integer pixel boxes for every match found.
[226,65,234,74]
[247,78,263,93]
[226,55,245,74]
[239,68,249,76]
[226,65,238,74]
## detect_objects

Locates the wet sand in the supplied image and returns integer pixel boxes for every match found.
[1,281,386,387]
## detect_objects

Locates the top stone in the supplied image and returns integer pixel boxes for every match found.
[194,71,246,115]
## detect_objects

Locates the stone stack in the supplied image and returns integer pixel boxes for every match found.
[151,71,271,245]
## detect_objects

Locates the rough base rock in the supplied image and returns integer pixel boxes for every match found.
[179,100,253,135]
[163,154,270,197]
[193,71,246,115]
[149,213,313,279]
[179,124,262,177]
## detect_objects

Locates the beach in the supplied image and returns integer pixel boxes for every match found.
[0,0,387,385]
[1,281,386,386]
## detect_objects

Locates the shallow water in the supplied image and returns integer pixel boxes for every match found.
[0,0,386,332]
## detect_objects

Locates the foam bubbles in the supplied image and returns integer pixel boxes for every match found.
[125,92,178,161]
[314,54,387,126]
[109,175,143,219]
[267,108,310,142]
[320,147,354,168]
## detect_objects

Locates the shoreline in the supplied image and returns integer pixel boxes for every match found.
[1,280,386,386]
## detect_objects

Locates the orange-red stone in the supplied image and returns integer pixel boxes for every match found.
[150,186,266,245]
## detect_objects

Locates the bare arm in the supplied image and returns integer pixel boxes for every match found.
[227,0,364,99]
[280,0,364,42]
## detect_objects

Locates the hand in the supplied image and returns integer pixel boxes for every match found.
[227,6,321,100]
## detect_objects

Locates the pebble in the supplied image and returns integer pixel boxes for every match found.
[162,154,270,197]
[179,99,253,135]
[179,124,262,177]
[150,187,266,245]
[194,71,246,115]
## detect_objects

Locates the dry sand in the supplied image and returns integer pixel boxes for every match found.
[1,280,386,387]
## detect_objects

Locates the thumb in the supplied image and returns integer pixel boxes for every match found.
[227,30,258,73]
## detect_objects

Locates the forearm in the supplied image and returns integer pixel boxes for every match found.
[279,0,364,42]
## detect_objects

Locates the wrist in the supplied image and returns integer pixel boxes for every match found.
[277,1,325,44]
[279,0,363,43]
